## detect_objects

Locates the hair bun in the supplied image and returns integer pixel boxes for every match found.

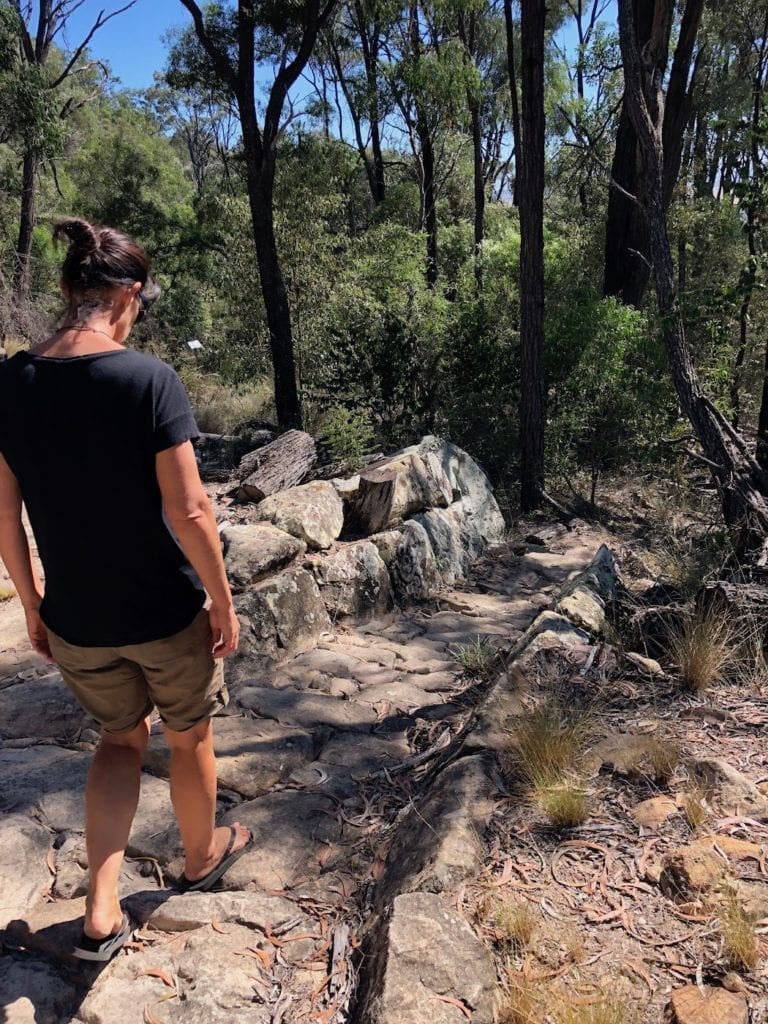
[53,218,98,258]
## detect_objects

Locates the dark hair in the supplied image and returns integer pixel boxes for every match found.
[54,218,161,303]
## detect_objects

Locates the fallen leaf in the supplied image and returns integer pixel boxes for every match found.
[210,918,230,934]
[143,1005,166,1024]
[436,994,472,1020]
[138,969,175,989]
[45,848,56,876]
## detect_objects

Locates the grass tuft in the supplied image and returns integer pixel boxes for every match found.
[498,976,542,1024]
[719,888,758,972]
[680,781,710,832]
[449,635,499,678]
[509,702,592,786]
[666,608,739,692]
[534,778,591,828]
[646,739,681,784]
[494,901,537,948]
[553,1000,636,1024]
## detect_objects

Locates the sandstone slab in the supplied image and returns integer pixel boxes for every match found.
[660,843,727,898]
[236,685,376,731]
[362,892,496,1024]
[145,715,314,799]
[306,540,393,620]
[255,480,343,550]
[219,790,341,891]
[126,888,300,932]
[669,985,747,1024]
[221,522,306,589]
[0,812,54,928]
[0,674,90,741]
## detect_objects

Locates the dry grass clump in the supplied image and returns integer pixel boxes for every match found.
[646,739,681,784]
[0,582,17,602]
[494,901,537,948]
[498,976,542,1024]
[449,635,499,678]
[534,779,591,828]
[553,999,637,1024]
[177,365,273,435]
[2,336,30,358]
[666,608,739,692]
[510,702,592,786]
[718,888,758,972]
[680,781,711,832]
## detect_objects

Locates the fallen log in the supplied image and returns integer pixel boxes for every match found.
[696,581,768,627]
[238,430,317,502]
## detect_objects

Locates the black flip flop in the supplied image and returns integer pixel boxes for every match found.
[178,826,254,894]
[73,913,133,962]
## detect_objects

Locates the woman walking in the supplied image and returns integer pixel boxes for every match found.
[0,218,252,961]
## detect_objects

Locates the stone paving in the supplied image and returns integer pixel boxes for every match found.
[0,523,600,1024]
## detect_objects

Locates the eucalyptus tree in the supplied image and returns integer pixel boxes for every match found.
[3,0,136,297]
[175,0,338,429]
[617,0,768,562]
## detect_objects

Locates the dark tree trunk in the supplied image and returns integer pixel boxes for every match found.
[503,0,522,207]
[420,117,438,287]
[13,151,38,298]
[354,1,385,205]
[757,341,768,471]
[242,138,302,429]
[618,0,768,564]
[518,0,546,511]
[459,10,484,288]
[604,0,703,307]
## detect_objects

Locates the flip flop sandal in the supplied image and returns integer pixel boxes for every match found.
[178,826,254,894]
[73,913,133,962]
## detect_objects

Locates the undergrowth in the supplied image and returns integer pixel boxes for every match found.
[666,608,739,692]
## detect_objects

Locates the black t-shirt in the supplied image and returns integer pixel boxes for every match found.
[0,349,205,646]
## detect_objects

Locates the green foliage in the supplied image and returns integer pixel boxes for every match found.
[317,405,375,471]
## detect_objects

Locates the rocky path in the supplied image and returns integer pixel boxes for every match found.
[0,521,601,1023]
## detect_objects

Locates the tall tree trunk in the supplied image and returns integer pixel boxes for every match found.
[618,0,768,563]
[459,10,484,288]
[244,145,303,432]
[518,0,546,511]
[503,0,522,207]
[13,151,38,298]
[354,1,385,204]
[605,0,703,307]
[409,2,437,286]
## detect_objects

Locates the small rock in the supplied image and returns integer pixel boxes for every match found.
[255,481,344,550]
[221,523,306,589]
[633,796,677,830]
[691,758,768,821]
[556,586,606,634]
[669,985,747,1024]
[660,844,726,898]
[624,651,665,676]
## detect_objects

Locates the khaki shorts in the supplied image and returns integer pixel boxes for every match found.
[48,609,228,733]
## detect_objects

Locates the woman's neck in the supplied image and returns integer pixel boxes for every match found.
[32,321,125,358]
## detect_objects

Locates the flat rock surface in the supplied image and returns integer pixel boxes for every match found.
[0,510,601,1023]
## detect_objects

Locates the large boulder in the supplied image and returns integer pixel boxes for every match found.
[254,481,343,550]
[351,451,452,534]
[221,523,306,590]
[234,566,331,667]
[305,540,393,620]
[414,437,506,543]
[411,504,486,583]
[371,520,441,604]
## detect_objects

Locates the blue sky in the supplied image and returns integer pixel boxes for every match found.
[61,0,187,90]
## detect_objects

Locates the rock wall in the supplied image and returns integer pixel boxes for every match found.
[223,437,505,678]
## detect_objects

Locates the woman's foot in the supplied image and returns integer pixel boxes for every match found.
[183,822,252,884]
